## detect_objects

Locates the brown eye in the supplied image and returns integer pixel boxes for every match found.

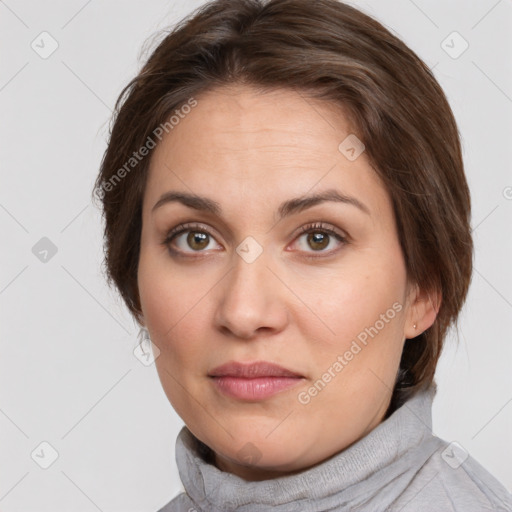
[187,231,210,250]
[291,222,348,257]
[307,232,330,251]
[163,223,222,255]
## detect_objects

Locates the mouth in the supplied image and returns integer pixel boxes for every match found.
[208,361,305,401]
[208,360,304,378]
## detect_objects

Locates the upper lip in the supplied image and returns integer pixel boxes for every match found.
[208,361,303,378]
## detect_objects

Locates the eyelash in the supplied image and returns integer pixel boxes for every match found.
[162,221,348,259]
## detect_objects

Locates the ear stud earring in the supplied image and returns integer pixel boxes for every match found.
[413,324,417,329]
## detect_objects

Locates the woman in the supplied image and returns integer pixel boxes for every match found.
[93,0,512,510]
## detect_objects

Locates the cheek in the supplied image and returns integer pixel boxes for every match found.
[295,253,406,344]
[299,257,407,404]
[139,259,208,414]
[138,250,194,346]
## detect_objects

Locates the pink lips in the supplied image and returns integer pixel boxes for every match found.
[208,361,305,400]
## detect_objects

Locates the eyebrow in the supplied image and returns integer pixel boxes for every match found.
[151,188,370,218]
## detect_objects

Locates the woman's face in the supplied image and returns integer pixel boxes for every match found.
[138,85,426,480]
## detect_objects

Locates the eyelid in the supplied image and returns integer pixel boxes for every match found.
[165,222,217,241]
[292,221,348,242]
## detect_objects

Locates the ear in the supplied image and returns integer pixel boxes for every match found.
[403,283,441,340]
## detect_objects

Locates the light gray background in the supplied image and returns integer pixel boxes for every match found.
[1,0,511,510]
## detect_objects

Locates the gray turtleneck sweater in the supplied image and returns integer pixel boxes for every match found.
[157,384,512,511]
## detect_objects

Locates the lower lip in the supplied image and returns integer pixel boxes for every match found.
[210,376,304,400]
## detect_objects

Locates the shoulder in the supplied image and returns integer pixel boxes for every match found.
[390,438,512,512]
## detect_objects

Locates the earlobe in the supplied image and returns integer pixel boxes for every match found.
[405,287,441,339]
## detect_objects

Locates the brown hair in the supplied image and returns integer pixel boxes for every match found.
[92,0,473,414]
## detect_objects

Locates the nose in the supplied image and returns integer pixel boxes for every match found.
[213,245,289,339]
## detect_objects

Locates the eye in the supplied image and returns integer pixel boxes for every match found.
[162,221,348,258]
[163,223,222,254]
[291,222,348,256]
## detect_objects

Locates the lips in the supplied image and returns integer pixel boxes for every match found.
[208,361,305,401]
[208,361,303,378]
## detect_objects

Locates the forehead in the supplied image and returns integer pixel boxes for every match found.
[144,85,388,220]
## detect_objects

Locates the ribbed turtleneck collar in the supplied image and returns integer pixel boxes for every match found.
[174,383,441,511]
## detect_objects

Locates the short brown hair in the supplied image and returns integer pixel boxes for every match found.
[92,0,473,413]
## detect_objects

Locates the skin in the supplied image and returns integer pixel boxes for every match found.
[137,85,438,481]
